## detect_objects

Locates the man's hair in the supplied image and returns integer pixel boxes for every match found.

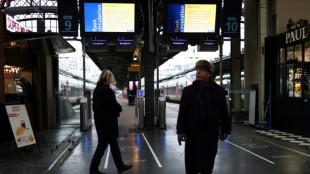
[195,60,215,74]
[97,69,117,86]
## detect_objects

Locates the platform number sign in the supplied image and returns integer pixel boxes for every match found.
[64,16,72,31]
[58,0,78,36]
[222,0,242,37]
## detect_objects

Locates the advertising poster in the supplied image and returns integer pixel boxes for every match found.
[84,3,135,32]
[5,105,36,148]
[129,81,138,97]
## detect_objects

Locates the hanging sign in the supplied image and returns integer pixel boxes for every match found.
[222,0,242,37]
[117,36,134,46]
[90,37,107,46]
[58,0,78,36]
[5,105,36,148]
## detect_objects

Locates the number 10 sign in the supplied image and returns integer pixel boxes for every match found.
[222,0,242,37]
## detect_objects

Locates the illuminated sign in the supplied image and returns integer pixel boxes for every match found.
[199,37,218,52]
[137,90,143,98]
[222,0,242,37]
[90,37,107,46]
[58,0,78,36]
[202,37,217,46]
[128,63,139,72]
[84,3,135,33]
[6,15,29,32]
[133,47,139,59]
[167,4,217,33]
[285,27,308,44]
[171,37,187,46]
[117,36,134,46]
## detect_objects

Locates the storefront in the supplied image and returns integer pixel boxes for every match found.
[265,24,310,137]
[0,12,75,143]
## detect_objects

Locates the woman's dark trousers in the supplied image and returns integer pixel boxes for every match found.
[90,138,125,172]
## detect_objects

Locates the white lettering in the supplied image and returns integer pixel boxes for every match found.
[295,29,302,40]
[289,31,295,43]
[286,27,308,44]
[302,27,308,39]
[286,33,291,44]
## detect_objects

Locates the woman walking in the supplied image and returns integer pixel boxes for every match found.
[89,70,133,174]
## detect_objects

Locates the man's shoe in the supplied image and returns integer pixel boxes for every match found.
[117,164,133,173]
[89,170,106,174]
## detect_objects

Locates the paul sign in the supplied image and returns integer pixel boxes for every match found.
[286,27,308,44]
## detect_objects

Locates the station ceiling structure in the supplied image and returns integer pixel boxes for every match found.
[3,0,244,88]
[81,0,179,87]
[3,0,178,88]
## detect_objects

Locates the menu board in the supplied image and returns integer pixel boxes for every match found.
[5,105,36,148]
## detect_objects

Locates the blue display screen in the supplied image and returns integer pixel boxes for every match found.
[167,4,185,33]
[84,3,102,32]
[166,4,217,33]
[83,2,135,33]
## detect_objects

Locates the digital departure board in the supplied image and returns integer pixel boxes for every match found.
[84,3,135,33]
[167,4,217,33]
[80,0,138,37]
[163,0,221,39]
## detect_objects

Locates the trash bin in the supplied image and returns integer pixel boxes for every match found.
[158,97,166,129]
[226,96,231,115]
[80,97,91,131]
[85,90,92,123]
[136,98,144,130]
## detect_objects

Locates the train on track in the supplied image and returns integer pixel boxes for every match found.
[59,70,96,106]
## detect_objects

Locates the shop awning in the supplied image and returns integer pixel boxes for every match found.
[3,32,75,54]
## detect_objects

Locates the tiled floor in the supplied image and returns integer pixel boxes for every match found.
[255,130,310,148]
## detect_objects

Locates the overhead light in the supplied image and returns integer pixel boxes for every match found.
[133,57,137,61]
[10,42,17,47]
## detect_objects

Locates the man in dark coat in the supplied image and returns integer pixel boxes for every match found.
[177,60,231,174]
[90,70,133,174]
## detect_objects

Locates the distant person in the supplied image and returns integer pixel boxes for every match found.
[90,69,133,174]
[177,60,231,174]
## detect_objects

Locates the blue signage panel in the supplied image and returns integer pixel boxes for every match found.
[137,90,143,98]
[222,0,242,37]
[90,37,107,46]
[202,37,217,46]
[117,37,134,46]
[84,3,102,32]
[167,4,185,33]
[170,37,187,46]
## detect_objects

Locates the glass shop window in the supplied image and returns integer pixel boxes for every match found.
[287,45,302,98]
[294,44,302,98]
[287,46,294,97]
[304,41,310,98]
[279,48,285,95]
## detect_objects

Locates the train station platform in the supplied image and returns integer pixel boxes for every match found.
[1,95,310,174]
